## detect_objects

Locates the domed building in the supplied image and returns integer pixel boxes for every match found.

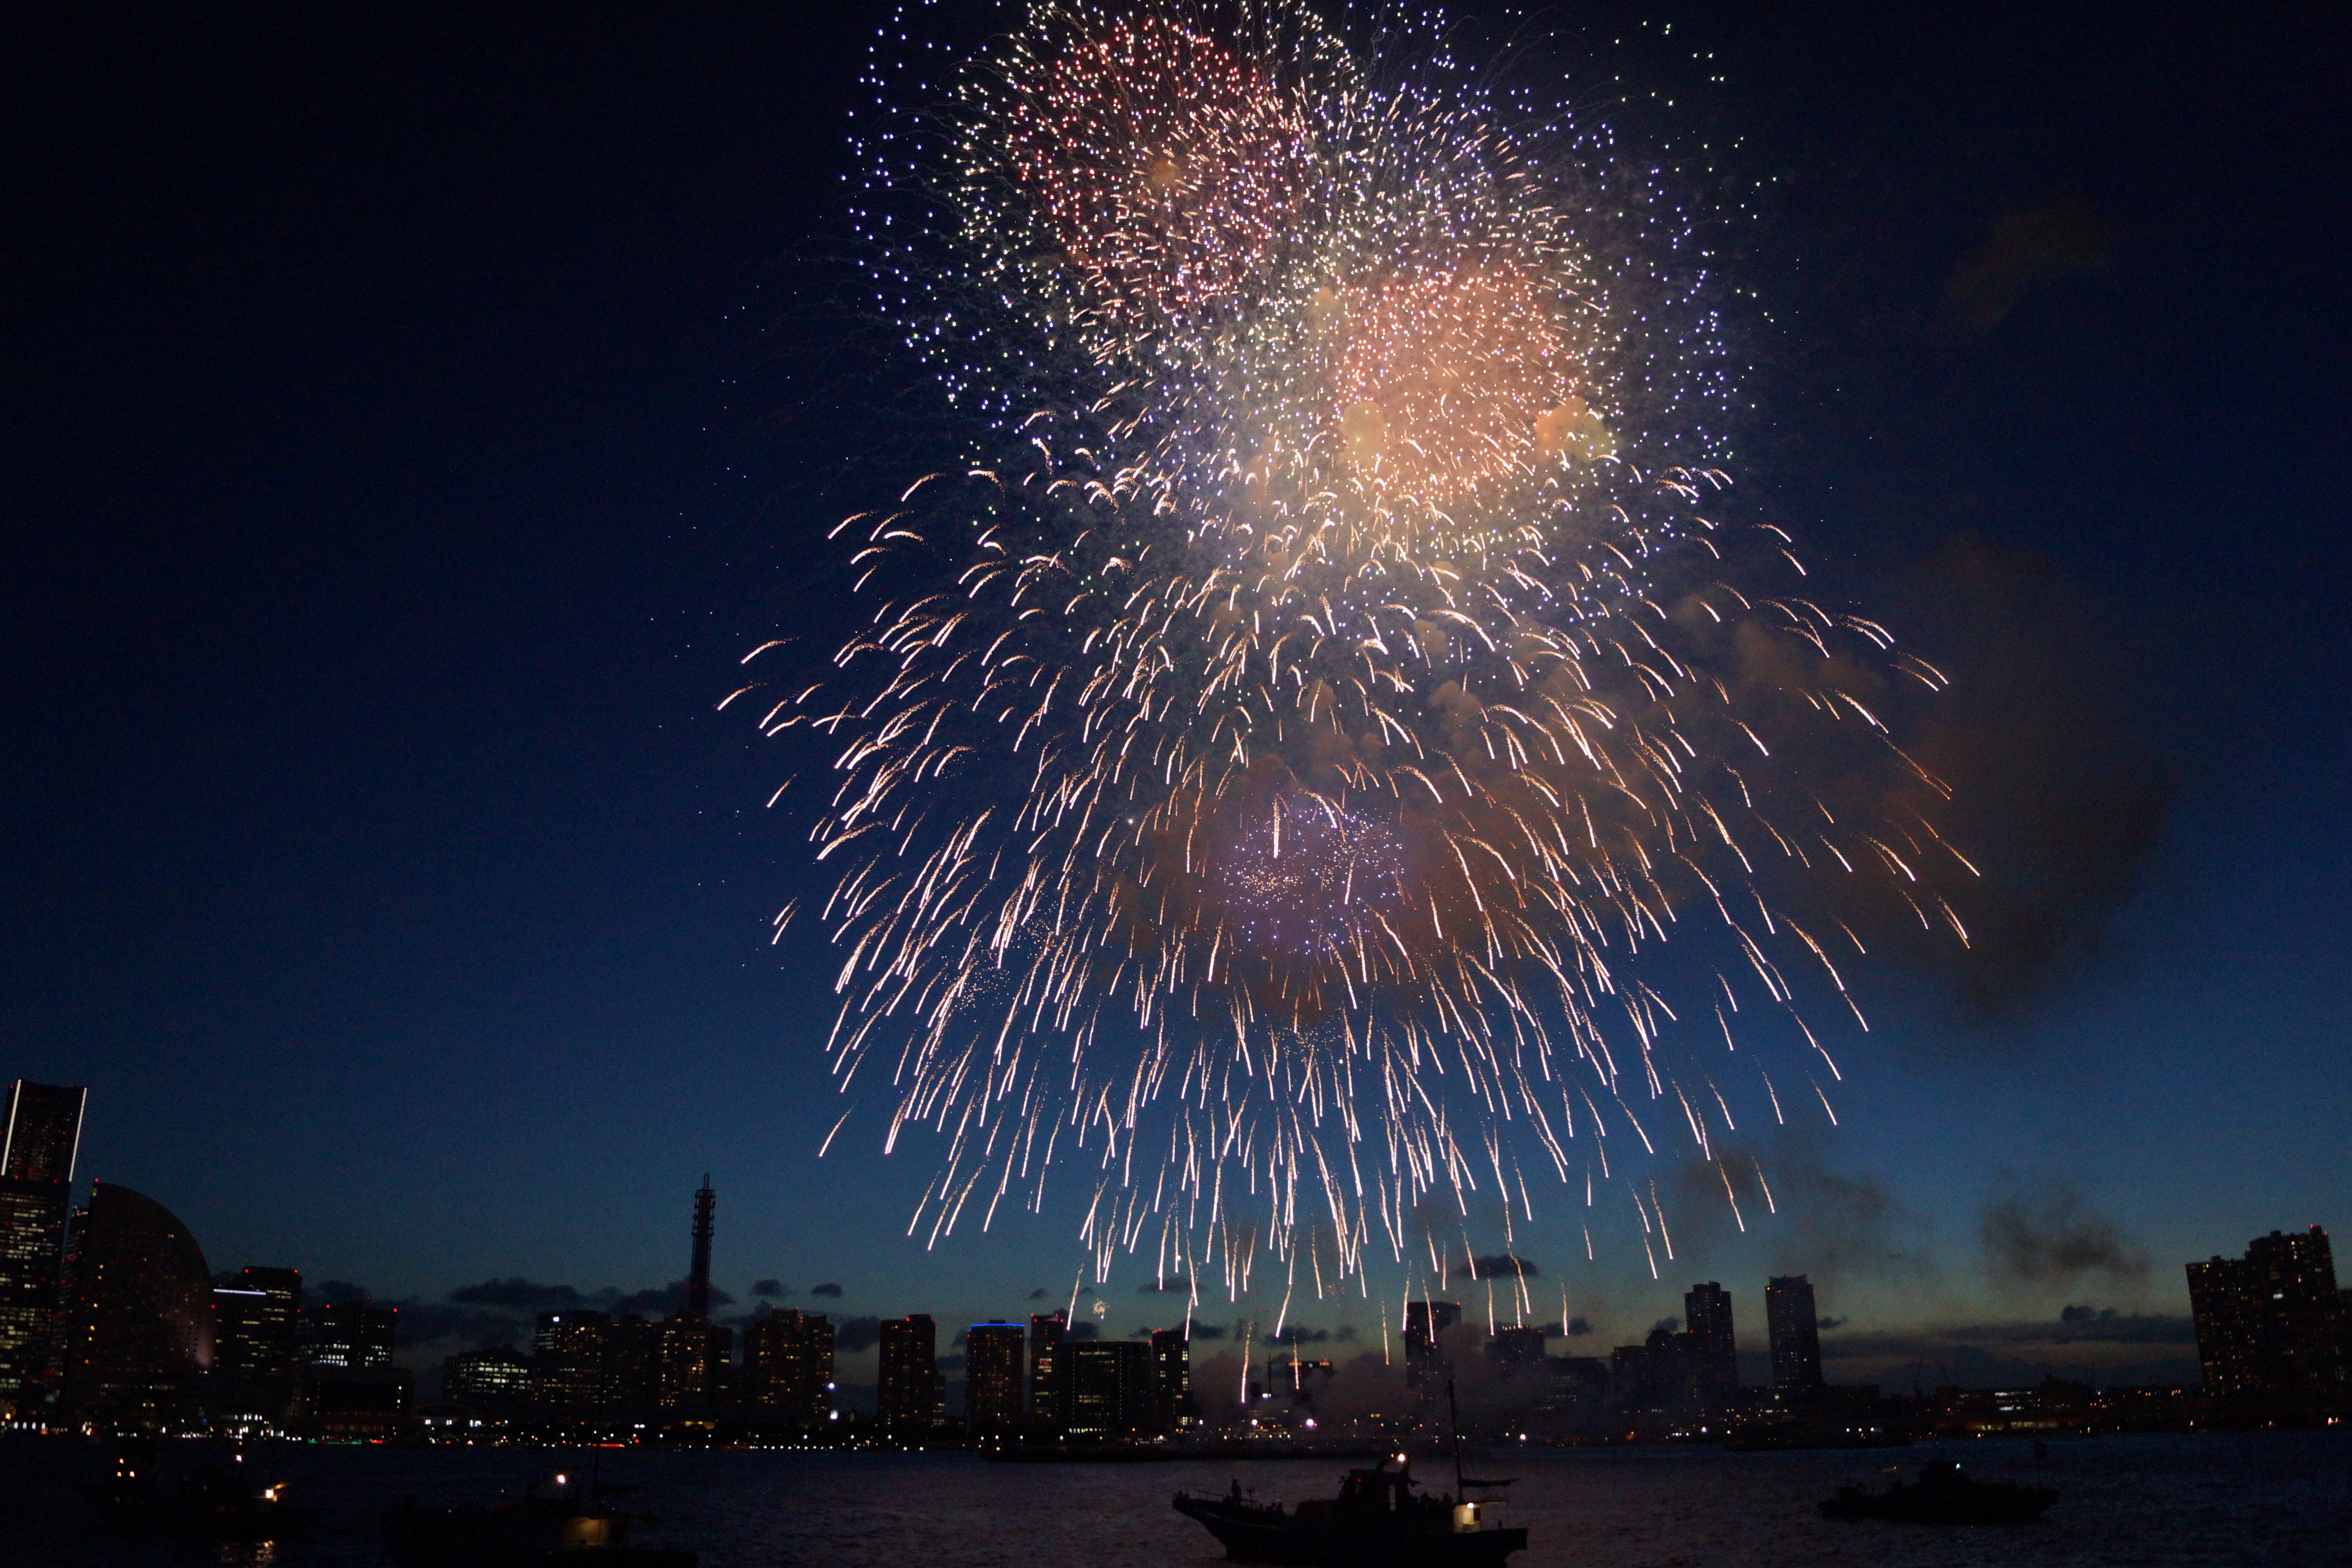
[56,1182,212,1432]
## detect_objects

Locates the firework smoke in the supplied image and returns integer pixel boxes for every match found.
[747,0,1967,1301]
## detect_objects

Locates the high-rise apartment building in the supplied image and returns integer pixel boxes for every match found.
[1487,1325,1548,1367]
[876,1314,938,1440]
[56,1182,214,1430]
[1683,1282,1738,1397]
[1028,1311,1066,1426]
[297,1301,397,1369]
[1765,1275,1824,1392]
[1405,1299,1463,1394]
[0,1080,85,1411]
[1148,1326,1191,1431]
[655,1314,714,1407]
[742,1308,835,1427]
[964,1322,1025,1441]
[1059,1339,1151,1437]
[2188,1227,2350,1396]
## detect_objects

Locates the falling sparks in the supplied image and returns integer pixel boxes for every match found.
[761,0,1971,1298]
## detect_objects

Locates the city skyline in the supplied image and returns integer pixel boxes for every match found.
[1,0,2345,1417]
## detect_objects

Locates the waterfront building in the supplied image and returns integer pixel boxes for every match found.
[2188,1226,2350,1396]
[742,1308,835,1426]
[1766,1275,1825,1392]
[297,1301,397,1369]
[1404,1299,1462,1396]
[655,1313,713,1407]
[1148,1326,1191,1431]
[0,1079,85,1412]
[876,1314,938,1439]
[603,1314,662,1406]
[1684,1282,1738,1397]
[445,1345,534,1404]
[964,1322,1025,1441]
[1060,1339,1151,1437]
[1027,1310,1065,1427]
[531,1308,608,1406]
[1487,1325,1548,1367]
[55,1182,212,1430]
[213,1266,301,1382]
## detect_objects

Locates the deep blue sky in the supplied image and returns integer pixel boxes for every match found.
[2,0,2344,1383]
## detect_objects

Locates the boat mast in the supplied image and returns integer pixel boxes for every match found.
[1447,1379,1465,1501]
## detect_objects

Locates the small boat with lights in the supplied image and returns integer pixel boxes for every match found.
[1173,1388,1526,1566]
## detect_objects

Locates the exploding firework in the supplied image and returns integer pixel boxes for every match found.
[748,0,1969,1304]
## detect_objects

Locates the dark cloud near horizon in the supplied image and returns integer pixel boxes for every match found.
[1451,1254,1539,1281]
[751,1279,793,1298]
[448,1277,586,1310]
[1941,195,2117,333]
[1982,1181,2149,1288]
[1027,1288,1051,1300]
[1189,1322,1227,1340]
[316,1279,371,1305]
[834,1316,882,1354]
[605,1279,737,1316]
[1566,1316,1592,1337]
[1817,1316,1848,1331]
[811,1283,843,1298]
[1138,1276,1193,1294]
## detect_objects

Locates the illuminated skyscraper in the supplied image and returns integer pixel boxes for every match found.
[445,1346,533,1404]
[1027,1310,1065,1427]
[56,1182,213,1430]
[1766,1275,1824,1392]
[742,1308,835,1427]
[532,1309,608,1406]
[1059,1339,1151,1437]
[0,1080,85,1412]
[964,1322,1025,1441]
[213,1266,301,1382]
[1683,1282,1737,1397]
[297,1302,397,1369]
[876,1314,938,1440]
[1149,1326,1192,1432]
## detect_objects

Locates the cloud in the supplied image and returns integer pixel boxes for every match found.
[315,1279,372,1305]
[1565,1316,1592,1337]
[1188,1322,1228,1340]
[1651,1316,1681,1334]
[1942,195,2117,332]
[1027,1287,1051,1300]
[1982,1183,2149,1289]
[1817,1316,1848,1331]
[1271,1326,1331,1345]
[810,1282,844,1299]
[1821,1315,2196,1389]
[751,1279,793,1298]
[1138,1276,1193,1294]
[603,1280,737,1316]
[448,1278,585,1310]
[1451,1254,1539,1281]
[834,1317,883,1354]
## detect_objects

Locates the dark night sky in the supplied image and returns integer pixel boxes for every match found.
[2,0,2345,1384]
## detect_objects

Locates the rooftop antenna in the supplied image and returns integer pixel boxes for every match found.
[686,1176,715,1321]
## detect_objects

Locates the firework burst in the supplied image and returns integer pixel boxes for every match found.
[748,0,1969,1302]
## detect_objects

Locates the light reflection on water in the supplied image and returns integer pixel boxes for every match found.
[10,1431,2347,1568]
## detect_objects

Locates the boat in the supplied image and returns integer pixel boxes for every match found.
[383,1470,695,1566]
[1173,1385,1527,1566]
[1818,1460,2058,1524]
[94,1442,317,1541]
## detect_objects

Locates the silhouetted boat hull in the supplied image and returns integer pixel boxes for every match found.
[1174,1495,1527,1565]
[1819,1462,2056,1524]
